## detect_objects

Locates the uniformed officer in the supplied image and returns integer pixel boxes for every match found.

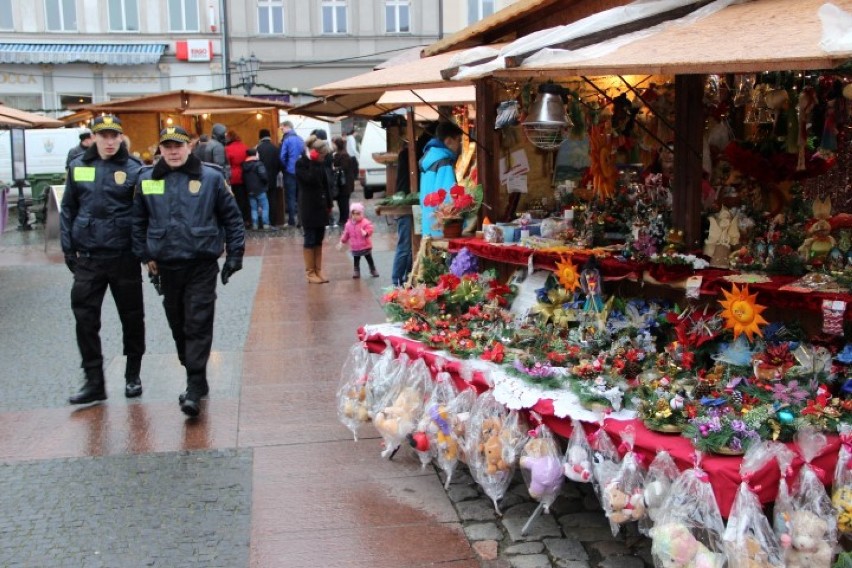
[61,115,146,404]
[132,126,245,417]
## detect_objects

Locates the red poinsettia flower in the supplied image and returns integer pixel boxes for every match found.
[681,351,695,370]
[481,342,505,363]
[423,189,447,207]
[547,351,567,365]
[487,281,512,306]
[437,273,461,291]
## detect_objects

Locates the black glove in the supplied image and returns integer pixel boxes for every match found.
[64,254,78,274]
[221,256,243,285]
[148,271,163,296]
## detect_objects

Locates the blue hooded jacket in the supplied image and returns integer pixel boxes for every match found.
[418,138,457,237]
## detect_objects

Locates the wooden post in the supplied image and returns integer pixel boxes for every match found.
[674,74,705,249]
[406,107,418,194]
[476,77,503,221]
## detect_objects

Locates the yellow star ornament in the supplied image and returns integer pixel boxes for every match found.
[554,257,580,293]
[719,284,767,342]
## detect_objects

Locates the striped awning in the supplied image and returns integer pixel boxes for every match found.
[0,43,167,65]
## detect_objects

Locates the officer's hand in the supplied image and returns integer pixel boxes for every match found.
[221,256,243,285]
[64,254,78,274]
[148,271,163,296]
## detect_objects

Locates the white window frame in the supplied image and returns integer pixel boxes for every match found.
[168,0,199,32]
[257,0,284,35]
[385,0,409,34]
[45,0,77,31]
[321,0,347,35]
[0,0,13,30]
[108,0,139,32]
[467,0,494,24]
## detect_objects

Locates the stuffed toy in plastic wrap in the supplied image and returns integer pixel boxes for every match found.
[651,522,720,568]
[833,424,852,536]
[519,424,564,513]
[336,343,374,440]
[563,419,593,483]
[640,450,679,536]
[372,357,430,458]
[785,510,834,568]
[602,426,646,534]
[409,372,458,469]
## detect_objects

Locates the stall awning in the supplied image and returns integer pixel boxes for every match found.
[377,86,476,106]
[289,93,395,118]
[312,44,507,96]
[459,0,852,79]
[0,43,167,66]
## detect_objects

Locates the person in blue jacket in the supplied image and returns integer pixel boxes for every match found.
[132,126,245,418]
[278,120,305,227]
[419,121,463,237]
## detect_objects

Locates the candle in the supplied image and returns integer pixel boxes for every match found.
[564,208,574,221]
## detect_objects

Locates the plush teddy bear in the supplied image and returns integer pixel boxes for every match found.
[605,482,646,524]
[373,387,421,442]
[644,477,671,521]
[343,383,369,422]
[785,510,834,568]
[519,438,563,502]
[651,522,720,568]
[429,404,459,463]
[725,535,776,568]
[833,486,852,535]
[563,444,593,483]
[478,417,508,475]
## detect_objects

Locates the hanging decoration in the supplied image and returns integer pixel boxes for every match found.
[719,284,768,342]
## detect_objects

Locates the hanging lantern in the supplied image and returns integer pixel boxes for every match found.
[522,84,572,151]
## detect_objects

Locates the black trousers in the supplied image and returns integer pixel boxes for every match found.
[70,254,145,370]
[158,259,218,378]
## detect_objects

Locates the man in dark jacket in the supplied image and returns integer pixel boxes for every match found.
[65,130,93,168]
[200,123,230,181]
[61,115,145,404]
[278,120,305,227]
[132,126,245,417]
[256,128,281,226]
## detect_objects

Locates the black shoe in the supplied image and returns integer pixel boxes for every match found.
[125,378,143,398]
[69,368,107,405]
[178,380,209,404]
[180,395,201,417]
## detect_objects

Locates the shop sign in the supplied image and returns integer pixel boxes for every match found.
[176,40,213,62]
[106,72,158,84]
[0,72,37,85]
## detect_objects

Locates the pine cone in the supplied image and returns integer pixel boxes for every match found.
[729,390,744,406]
[623,361,643,380]
[693,382,712,399]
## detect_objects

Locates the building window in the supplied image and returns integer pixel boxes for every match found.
[385,0,409,33]
[0,94,42,112]
[467,0,494,24]
[0,0,13,30]
[168,0,199,32]
[257,0,283,34]
[321,0,346,34]
[109,0,139,31]
[45,0,76,31]
[59,94,92,111]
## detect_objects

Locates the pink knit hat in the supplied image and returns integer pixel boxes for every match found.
[350,202,365,215]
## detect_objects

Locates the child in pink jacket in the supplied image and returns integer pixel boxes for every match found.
[338,202,379,278]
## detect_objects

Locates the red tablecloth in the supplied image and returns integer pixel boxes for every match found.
[447,237,852,320]
[359,326,840,518]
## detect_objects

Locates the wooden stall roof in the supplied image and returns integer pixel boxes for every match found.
[288,92,395,118]
[66,90,292,117]
[423,0,588,57]
[490,0,852,78]
[0,103,64,128]
[376,86,476,106]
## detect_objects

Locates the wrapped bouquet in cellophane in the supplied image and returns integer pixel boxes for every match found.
[786,426,837,568]
[650,454,726,568]
[373,357,430,459]
[602,425,647,535]
[365,348,407,420]
[588,417,621,507]
[771,441,796,548]
[722,441,783,568]
[519,422,564,514]
[466,391,526,514]
[335,342,375,440]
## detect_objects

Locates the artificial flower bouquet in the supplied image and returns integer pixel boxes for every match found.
[423,180,483,228]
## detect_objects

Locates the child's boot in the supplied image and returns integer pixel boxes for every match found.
[353,267,361,279]
[370,267,379,278]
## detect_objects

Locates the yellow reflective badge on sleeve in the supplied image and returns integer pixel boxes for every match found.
[141,179,165,195]
[73,167,96,182]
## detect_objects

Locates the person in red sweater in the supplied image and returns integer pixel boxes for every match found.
[225,129,250,226]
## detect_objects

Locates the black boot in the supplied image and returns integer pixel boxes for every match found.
[179,372,209,417]
[69,367,107,405]
[124,356,143,398]
[178,371,209,405]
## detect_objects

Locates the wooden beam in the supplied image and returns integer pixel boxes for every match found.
[504,0,715,68]
[673,74,705,250]
[476,78,503,222]
[406,107,419,194]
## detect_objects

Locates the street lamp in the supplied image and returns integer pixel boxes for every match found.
[236,54,260,96]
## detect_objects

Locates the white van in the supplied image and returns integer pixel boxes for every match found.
[0,127,85,197]
[358,120,387,199]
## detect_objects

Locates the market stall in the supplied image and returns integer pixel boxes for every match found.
[329,0,852,564]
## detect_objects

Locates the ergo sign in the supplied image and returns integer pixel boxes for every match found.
[176,40,213,62]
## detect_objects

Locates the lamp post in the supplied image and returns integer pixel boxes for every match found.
[236,54,260,96]
[9,128,30,230]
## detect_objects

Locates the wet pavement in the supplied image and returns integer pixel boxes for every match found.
[0,189,651,567]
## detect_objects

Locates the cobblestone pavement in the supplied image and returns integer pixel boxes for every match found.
[0,188,652,567]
